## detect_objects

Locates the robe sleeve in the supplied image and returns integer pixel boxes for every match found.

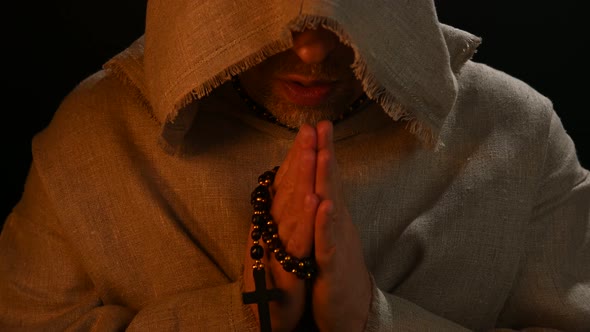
[0,163,259,331]
[493,111,590,331]
[364,277,472,331]
[363,111,590,331]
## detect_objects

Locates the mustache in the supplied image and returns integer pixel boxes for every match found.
[265,51,354,81]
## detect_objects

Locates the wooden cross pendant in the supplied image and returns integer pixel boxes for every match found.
[242,268,283,332]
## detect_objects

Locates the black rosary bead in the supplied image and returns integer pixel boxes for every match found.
[251,185,270,200]
[253,201,269,212]
[283,258,298,273]
[252,214,266,226]
[266,239,277,251]
[301,257,314,269]
[296,270,308,279]
[265,222,277,235]
[262,231,274,243]
[250,244,264,260]
[258,170,276,186]
[251,196,268,205]
[251,229,262,241]
[270,237,282,250]
[275,249,286,261]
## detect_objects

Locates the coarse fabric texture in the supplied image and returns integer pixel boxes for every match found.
[1,0,589,331]
[138,0,477,150]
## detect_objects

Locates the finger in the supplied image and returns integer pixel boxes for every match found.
[293,138,317,202]
[278,135,317,250]
[285,193,319,258]
[316,120,334,152]
[274,123,317,189]
[314,199,337,270]
[315,121,339,201]
[272,125,317,220]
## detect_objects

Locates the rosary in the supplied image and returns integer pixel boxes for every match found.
[234,75,371,331]
[242,167,316,332]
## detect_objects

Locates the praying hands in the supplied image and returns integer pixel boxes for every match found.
[243,121,372,331]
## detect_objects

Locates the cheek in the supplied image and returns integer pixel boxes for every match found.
[239,68,266,97]
[238,67,283,108]
[243,56,281,85]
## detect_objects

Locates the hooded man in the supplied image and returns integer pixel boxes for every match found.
[1,0,588,331]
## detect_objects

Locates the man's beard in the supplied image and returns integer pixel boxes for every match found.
[256,84,355,129]
[239,48,363,129]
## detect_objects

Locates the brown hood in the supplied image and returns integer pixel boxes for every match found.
[104,0,481,151]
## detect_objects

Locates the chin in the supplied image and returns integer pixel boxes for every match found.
[269,104,343,129]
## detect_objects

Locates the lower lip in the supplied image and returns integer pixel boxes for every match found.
[279,80,335,107]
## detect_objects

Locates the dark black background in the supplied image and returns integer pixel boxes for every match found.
[2,1,588,226]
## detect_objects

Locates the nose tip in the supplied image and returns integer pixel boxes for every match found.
[291,27,338,64]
